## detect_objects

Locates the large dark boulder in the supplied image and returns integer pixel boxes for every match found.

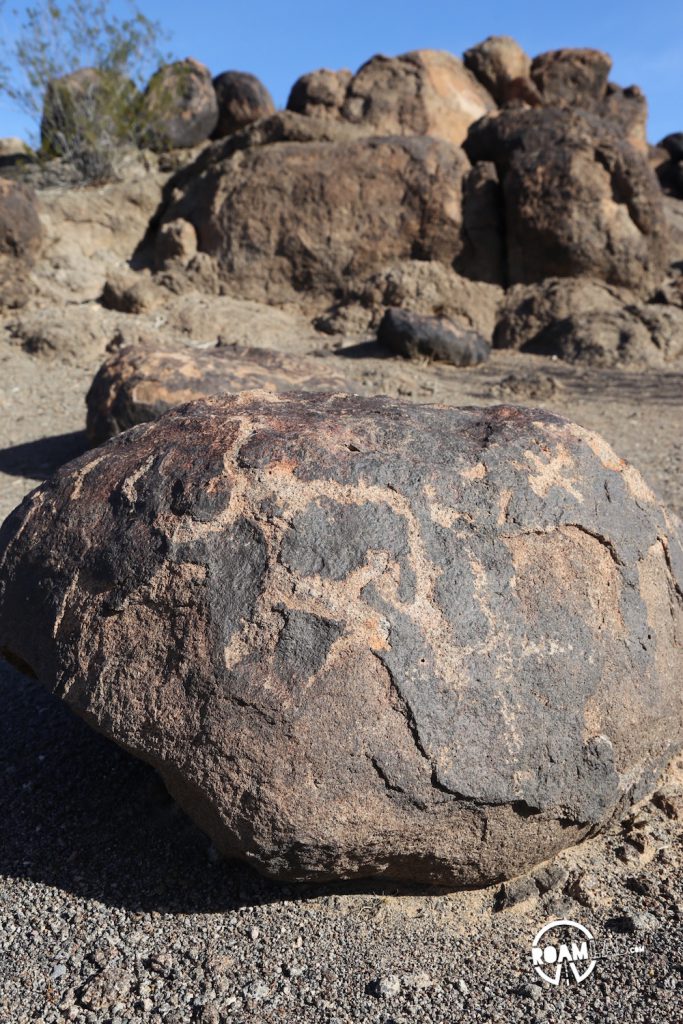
[85,343,356,444]
[0,393,681,886]
[465,108,670,293]
[377,308,489,365]
[211,71,275,139]
[154,132,469,304]
[141,58,218,151]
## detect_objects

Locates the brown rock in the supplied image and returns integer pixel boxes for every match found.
[601,83,647,152]
[1,394,681,885]
[156,133,469,304]
[463,35,531,104]
[530,48,612,109]
[142,58,218,151]
[340,50,495,146]
[0,178,43,310]
[494,278,630,350]
[154,219,198,268]
[40,67,139,157]
[287,69,353,120]
[212,71,275,138]
[377,307,489,365]
[349,261,503,340]
[465,108,670,293]
[85,343,357,443]
[494,277,683,366]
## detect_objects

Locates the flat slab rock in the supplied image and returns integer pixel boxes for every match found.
[85,343,356,444]
[0,392,681,886]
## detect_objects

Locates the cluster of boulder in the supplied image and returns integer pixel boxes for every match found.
[2,37,682,372]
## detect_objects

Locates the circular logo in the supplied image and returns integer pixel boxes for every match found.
[531,919,597,986]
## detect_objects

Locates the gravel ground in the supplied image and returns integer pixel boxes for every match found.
[1,335,682,1024]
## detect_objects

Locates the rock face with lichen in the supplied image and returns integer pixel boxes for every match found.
[0,392,681,886]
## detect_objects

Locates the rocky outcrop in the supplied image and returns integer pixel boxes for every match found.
[85,344,357,443]
[494,278,683,366]
[288,49,495,146]
[530,48,612,109]
[377,308,489,365]
[463,35,531,105]
[141,59,218,150]
[465,108,670,293]
[1,394,681,886]
[287,69,353,120]
[0,179,43,309]
[211,72,275,138]
[155,133,469,304]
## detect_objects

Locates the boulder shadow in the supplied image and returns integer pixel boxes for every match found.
[0,661,448,914]
[0,431,89,481]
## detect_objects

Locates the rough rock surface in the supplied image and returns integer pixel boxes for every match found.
[156,134,469,303]
[85,344,357,443]
[287,68,353,120]
[494,278,632,350]
[141,58,218,150]
[530,48,612,109]
[0,178,43,309]
[494,277,683,366]
[377,308,490,365]
[288,50,494,146]
[531,305,683,367]
[465,108,670,293]
[0,393,681,886]
[211,71,275,138]
[463,36,531,105]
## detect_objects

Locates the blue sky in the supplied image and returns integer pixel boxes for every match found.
[1,0,681,144]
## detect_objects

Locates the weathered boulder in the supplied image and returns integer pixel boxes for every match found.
[530,48,612,109]
[141,58,218,151]
[377,308,489,365]
[494,278,630,350]
[154,219,198,268]
[464,108,670,293]
[340,50,495,146]
[40,67,139,157]
[85,344,356,443]
[660,133,683,161]
[287,50,494,146]
[287,68,353,120]
[0,179,43,309]
[601,83,647,152]
[212,71,275,138]
[528,305,683,367]
[155,134,469,303]
[494,277,683,366]
[322,262,503,339]
[463,35,531,104]
[1,393,681,886]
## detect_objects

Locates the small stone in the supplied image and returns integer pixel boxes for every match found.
[457,978,470,996]
[495,875,538,909]
[50,964,67,981]
[652,786,683,820]
[518,982,543,1001]
[368,975,401,999]
[249,926,260,940]
[377,307,490,366]
[244,979,269,1000]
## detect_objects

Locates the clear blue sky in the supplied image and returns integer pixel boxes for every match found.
[1,0,681,144]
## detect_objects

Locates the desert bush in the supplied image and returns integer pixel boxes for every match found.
[0,0,168,181]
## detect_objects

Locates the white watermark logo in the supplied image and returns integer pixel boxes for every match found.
[531,919,597,986]
[530,918,647,987]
